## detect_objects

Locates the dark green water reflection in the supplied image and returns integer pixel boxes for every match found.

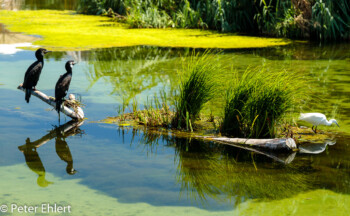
[0,43,350,214]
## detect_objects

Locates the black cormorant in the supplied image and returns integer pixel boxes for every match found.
[23,48,50,103]
[55,60,76,121]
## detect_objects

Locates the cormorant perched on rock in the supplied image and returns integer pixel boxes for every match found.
[23,48,50,103]
[55,60,75,122]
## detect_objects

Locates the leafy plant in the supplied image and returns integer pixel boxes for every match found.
[174,0,204,29]
[311,0,350,41]
[77,0,107,15]
[254,0,277,35]
[276,7,305,39]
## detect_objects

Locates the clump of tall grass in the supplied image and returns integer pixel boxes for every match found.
[172,51,222,131]
[221,66,305,138]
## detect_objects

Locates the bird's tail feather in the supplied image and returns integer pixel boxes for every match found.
[25,88,31,103]
[56,99,62,114]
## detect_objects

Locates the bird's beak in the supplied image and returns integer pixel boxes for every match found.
[72,62,76,65]
[68,169,77,175]
[44,50,51,54]
[336,123,340,127]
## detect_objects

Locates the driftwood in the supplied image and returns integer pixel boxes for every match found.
[198,137,297,164]
[209,138,296,164]
[202,137,297,151]
[18,84,84,120]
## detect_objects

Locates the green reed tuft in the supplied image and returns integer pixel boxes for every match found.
[172,51,222,130]
[221,66,306,138]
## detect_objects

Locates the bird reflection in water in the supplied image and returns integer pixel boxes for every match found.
[18,120,84,187]
[19,138,53,187]
[55,124,80,175]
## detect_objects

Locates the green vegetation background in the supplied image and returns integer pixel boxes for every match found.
[78,0,350,42]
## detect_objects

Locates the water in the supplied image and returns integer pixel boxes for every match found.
[1,2,350,215]
[1,42,350,215]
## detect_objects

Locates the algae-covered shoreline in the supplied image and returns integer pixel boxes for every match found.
[0,10,290,51]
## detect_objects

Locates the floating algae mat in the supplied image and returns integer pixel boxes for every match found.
[0,10,290,51]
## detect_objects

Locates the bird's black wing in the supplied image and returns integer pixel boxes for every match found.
[55,73,72,100]
[23,61,43,88]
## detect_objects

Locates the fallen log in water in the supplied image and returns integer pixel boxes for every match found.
[201,137,297,151]
[18,84,84,120]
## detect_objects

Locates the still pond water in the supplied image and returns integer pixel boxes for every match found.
[1,2,350,216]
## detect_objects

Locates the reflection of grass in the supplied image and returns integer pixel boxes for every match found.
[112,122,350,209]
[0,10,290,51]
[122,127,313,207]
[85,46,181,103]
[175,138,311,205]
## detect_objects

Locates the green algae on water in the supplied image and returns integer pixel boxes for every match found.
[0,10,290,51]
[237,190,350,216]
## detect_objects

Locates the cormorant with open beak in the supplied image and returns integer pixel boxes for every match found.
[23,48,50,103]
[55,60,76,122]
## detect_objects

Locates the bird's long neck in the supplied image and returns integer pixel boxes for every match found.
[325,119,334,126]
[36,57,44,66]
[65,65,73,74]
